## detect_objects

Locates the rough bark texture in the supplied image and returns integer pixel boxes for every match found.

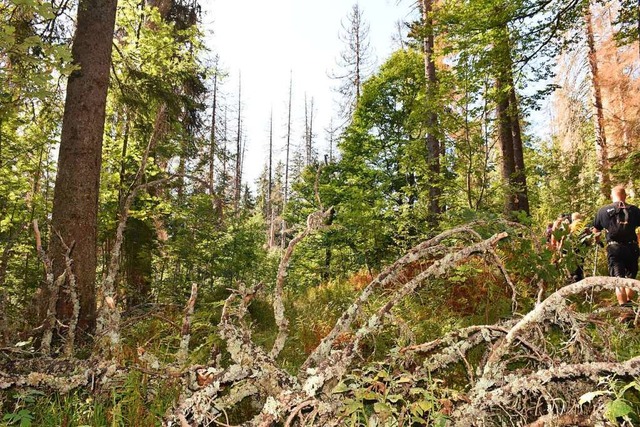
[495,25,529,217]
[47,0,118,335]
[421,0,442,220]
[496,75,518,214]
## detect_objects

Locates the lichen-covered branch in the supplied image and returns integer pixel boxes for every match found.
[96,105,167,354]
[177,283,198,365]
[311,232,509,388]
[454,356,640,424]
[483,276,640,379]
[34,220,59,355]
[271,207,334,359]
[0,357,116,393]
[57,236,78,357]
[301,225,490,374]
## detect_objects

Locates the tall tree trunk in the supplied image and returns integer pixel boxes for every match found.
[268,109,275,247]
[585,5,611,198]
[508,84,530,215]
[496,77,518,215]
[421,0,441,221]
[495,25,530,218]
[282,74,293,248]
[308,97,314,165]
[209,69,218,196]
[47,0,118,335]
[234,74,242,212]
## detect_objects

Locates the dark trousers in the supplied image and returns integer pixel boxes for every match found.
[607,242,640,278]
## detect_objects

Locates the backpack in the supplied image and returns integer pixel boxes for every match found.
[607,202,632,242]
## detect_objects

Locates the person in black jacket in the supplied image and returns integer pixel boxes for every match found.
[593,185,640,308]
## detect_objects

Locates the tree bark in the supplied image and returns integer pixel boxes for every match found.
[234,74,242,212]
[421,0,442,220]
[495,25,530,217]
[509,82,530,215]
[496,76,518,214]
[47,0,118,335]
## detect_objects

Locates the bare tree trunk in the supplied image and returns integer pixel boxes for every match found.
[495,25,529,218]
[234,74,242,212]
[177,283,198,365]
[47,0,118,336]
[509,84,530,215]
[421,0,442,221]
[307,97,314,166]
[585,5,611,198]
[268,109,275,247]
[282,74,293,248]
[209,66,218,197]
[496,77,518,215]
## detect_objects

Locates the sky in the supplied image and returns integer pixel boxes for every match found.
[200,0,413,188]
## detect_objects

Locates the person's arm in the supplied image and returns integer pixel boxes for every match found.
[593,209,604,245]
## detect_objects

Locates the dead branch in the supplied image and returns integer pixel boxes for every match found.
[177,283,198,366]
[454,356,640,424]
[401,324,512,354]
[33,220,59,354]
[96,105,167,354]
[483,276,640,380]
[271,207,334,359]
[309,232,509,390]
[54,233,78,357]
[301,225,491,375]
[0,357,116,393]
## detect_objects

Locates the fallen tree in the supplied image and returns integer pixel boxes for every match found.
[2,221,640,426]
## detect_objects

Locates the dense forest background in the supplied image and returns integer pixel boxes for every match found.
[3,0,640,425]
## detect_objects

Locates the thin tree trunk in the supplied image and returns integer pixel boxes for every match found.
[234,74,242,212]
[585,5,611,198]
[309,99,313,164]
[47,0,118,335]
[268,109,275,247]
[496,77,518,215]
[421,0,441,221]
[509,84,530,215]
[282,74,293,248]
[209,66,218,197]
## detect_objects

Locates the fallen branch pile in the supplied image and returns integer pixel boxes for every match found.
[3,221,640,426]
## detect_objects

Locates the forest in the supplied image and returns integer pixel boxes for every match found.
[2,0,640,425]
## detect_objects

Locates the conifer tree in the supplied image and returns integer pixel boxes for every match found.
[48,0,119,334]
[331,3,375,120]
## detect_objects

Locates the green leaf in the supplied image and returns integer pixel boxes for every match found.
[373,402,392,414]
[332,381,350,394]
[386,394,403,403]
[418,400,433,412]
[605,399,634,421]
[342,400,363,415]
